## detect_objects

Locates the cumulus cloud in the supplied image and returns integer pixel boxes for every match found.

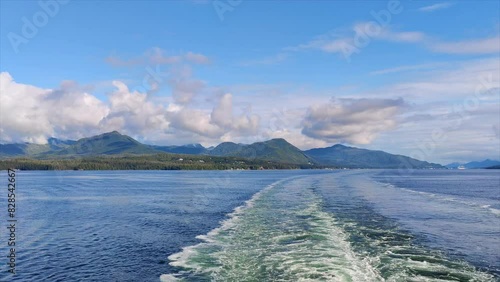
[0,72,109,143]
[168,108,223,138]
[168,93,260,139]
[100,81,170,135]
[0,72,170,143]
[211,93,260,134]
[0,72,257,144]
[302,98,405,144]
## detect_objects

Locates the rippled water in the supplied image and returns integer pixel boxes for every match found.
[0,170,498,281]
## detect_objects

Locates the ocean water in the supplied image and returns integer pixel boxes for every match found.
[0,170,498,281]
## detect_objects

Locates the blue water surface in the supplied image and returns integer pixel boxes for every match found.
[0,169,498,281]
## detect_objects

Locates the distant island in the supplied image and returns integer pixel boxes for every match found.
[1,131,445,170]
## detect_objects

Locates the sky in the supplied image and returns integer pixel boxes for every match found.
[0,0,499,164]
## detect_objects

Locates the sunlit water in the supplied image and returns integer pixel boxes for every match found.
[0,170,498,281]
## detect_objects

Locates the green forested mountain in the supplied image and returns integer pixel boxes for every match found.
[46,131,158,156]
[0,143,51,157]
[209,138,312,165]
[304,144,443,169]
[0,137,75,157]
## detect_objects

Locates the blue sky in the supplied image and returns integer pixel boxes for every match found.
[0,0,499,164]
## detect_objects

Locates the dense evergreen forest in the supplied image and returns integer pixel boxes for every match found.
[0,153,320,171]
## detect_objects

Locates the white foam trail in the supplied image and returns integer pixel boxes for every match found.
[166,176,300,270]
[163,175,384,281]
[163,172,498,281]
[489,207,500,216]
[159,274,180,282]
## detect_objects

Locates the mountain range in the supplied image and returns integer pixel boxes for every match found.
[0,131,443,169]
[305,145,441,169]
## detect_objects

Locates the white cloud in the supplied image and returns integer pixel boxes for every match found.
[105,47,210,67]
[429,36,500,55]
[353,22,426,43]
[302,98,405,144]
[418,2,453,12]
[210,93,234,129]
[100,81,170,135]
[360,57,500,163]
[168,93,260,139]
[288,23,426,58]
[288,22,498,58]
[370,62,445,75]
[184,52,211,64]
[0,72,109,143]
[211,93,260,134]
[0,72,257,144]
[385,57,500,101]
[168,65,205,104]
[287,32,353,54]
[378,30,426,43]
[147,47,183,65]
[168,108,223,138]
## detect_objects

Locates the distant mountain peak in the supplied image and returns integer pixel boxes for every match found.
[331,144,349,148]
[100,131,123,137]
[268,138,287,142]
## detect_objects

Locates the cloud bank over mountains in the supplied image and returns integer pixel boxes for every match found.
[1,68,409,149]
[0,71,260,146]
[1,50,499,163]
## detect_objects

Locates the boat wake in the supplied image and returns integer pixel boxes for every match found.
[162,174,497,281]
